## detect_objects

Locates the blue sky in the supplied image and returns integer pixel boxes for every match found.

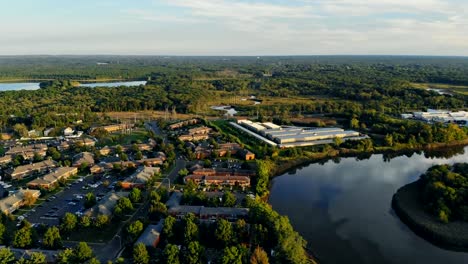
[1,0,467,55]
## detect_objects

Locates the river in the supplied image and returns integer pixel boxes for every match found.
[269,147,468,264]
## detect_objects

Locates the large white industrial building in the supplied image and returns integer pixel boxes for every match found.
[402,110,468,126]
[234,120,367,148]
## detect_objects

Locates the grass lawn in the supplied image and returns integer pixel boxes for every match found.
[64,219,127,242]
[96,129,150,147]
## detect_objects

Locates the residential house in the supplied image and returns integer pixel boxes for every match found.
[27,167,78,189]
[137,157,164,167]
[7,160,58,180]
[0,189,41,214]
[0,155,12,165]
[6,144,48,156]
[63,127,74,136]
[84,191,129,218]
[99,146,112,156]
[121,166,160,189]
[239,149,255,160]
[192,168,255,177]
[90,163,114,174]
[178,134,210,142]
[134,220,164,248]
[57,141,70,151]
[184,175,250,187]
[73,138,96,147]
[168,205,249,220]
[72,152,95,168]
[188,126,212,135]
[168,119,199,130]
[92,123,134,133]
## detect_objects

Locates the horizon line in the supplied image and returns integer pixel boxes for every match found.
[1,54,468,58]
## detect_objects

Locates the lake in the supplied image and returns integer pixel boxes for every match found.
[269,147,468,264]
[0,81,147,91]
[78,81,146,87]
[0,82,40,91]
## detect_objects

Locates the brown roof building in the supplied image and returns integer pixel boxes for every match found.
[184,175,250,187]
[168,119,199,130]
[0,155,12,165]
[0,189,41,214]
[27,167,78,189]
[121,166,160,189]
[72,152,95,168]
[7,160,58,180]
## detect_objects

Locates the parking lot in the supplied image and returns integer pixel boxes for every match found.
[23,174,119,226]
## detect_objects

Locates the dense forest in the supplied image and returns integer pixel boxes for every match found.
[0,56,467,150]
[420,163,468,223]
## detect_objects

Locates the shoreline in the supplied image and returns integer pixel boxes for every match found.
[392,181,468,251]
[0,78,144,83]
[270,140,468,177]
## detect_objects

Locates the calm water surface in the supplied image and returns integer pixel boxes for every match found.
[79,81,146,87]
[0,82,40,91]
[0,81,146,91]
[269,147,468,264]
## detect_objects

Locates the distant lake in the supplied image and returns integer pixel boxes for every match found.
[0,82,40,91]
[79,81,146,87]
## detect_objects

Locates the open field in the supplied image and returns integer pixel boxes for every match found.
[104,111,194,121]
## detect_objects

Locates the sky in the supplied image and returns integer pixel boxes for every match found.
[0,0,467,56]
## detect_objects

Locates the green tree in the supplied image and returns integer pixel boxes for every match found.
[79,162,89,172]
[95,215,110,228]
[22,191,37,207]
[135,151,143,160]
[116,197,133,212]
[333,137,343,147]
[0,222,6,244]
[250,246,269,264]
[60,213,78,233]
[223,191,236,207]
[384,134,394,147]
[80,215,92,228]
[17,252,47,264]
[221,246,243,264]
[33,152,44,162]
[43,226,62,249]
[184,241,203,264]
[162,216,176,241]
[178,168,189,177]
[56,248,74,264]
[184,218,198,245]
[129,188,142,203]
[74,242,93,262]
[127,220,144,241]
[215,219,234,247]
[133,243,149,264]
[163,244,180,264]
[84,192,97,208]
[13,123,28,137]
[88,258,101,264]
[13,225,33,248]
[350,117,360,129]
[149,201,167,219]
[0,248,15,264]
